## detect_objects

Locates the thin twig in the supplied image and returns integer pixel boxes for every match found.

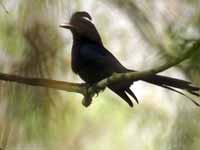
[0,2,8,14]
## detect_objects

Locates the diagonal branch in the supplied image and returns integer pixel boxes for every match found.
[83,40,200,106]
[0,40,199,107]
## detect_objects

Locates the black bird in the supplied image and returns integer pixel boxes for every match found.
[60,11,200,107]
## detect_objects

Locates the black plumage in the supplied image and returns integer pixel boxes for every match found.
[60,11,199,107]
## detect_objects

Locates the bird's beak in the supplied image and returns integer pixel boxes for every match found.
[59,23,74,29]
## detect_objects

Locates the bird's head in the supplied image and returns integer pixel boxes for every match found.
[60,11,102,44]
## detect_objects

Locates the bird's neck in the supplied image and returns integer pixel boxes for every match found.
[71,29,103,46]
[72,34,102,46]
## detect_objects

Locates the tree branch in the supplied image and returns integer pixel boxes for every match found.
[0,73,87,95]
[83,40,200,106]
[0,40,199,107]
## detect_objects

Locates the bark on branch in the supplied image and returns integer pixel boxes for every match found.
[0,40,199,107]
[0,73,86,94]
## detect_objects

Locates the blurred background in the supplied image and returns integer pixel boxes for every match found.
[0,0,200,149]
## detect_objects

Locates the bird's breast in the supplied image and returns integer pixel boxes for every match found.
[71,46,110,84]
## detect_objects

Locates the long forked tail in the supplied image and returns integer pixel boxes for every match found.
[142,74,200,106]
[108,86,138,107]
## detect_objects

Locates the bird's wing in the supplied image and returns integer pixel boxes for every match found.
[80,43,127,72]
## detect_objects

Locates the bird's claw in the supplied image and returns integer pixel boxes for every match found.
[82,83,106,107]
[92,85,106,97]
[82,83,93,107]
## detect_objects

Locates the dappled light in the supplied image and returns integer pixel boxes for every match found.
[0,0,200,150]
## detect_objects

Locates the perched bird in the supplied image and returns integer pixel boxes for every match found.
[60,11,200,107]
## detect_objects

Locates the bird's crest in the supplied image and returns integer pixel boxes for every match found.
[69,11,103,45]
[71,11,92,22]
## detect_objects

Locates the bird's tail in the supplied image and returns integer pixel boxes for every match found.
[109,71,199,107]
[142,74,200,106]
[109,86,138,107]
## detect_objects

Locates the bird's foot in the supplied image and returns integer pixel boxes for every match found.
[82,83,106,107]
[91,83,106,97]
[82,83,93,107]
